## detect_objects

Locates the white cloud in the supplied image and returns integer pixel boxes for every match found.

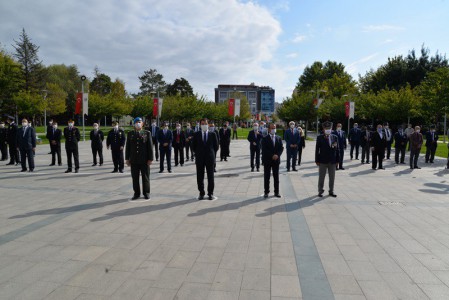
[292,34,307,43]
[0,0,282,101]
[380,39,394,45]
[362,25,405,32]
[346,53,379,75]
[286,53,298,58]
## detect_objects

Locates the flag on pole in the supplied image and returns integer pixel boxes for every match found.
[349,102,355,119]
[228,99,235,116]
[345,101,350,118]
[82,93,89,116]
[75,92,82,115]
[234,99,241,117]
[153,98,158,117]
[158,98,163,117]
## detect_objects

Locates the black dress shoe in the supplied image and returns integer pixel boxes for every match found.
[251,168,254,172]
[292,168,298,171]
[274,194,281,198]
[92,164,97,166]
[111,170,118,173]
[257,168,259,172]
[339,167,345,170]
[198,194,204,200]
[99,164,103,166]
[75,169,79,173]
[49,164,55,166]
[65,169,72,173]
[58,163,62,166]
[414,166,421,169]
[119,170,124,173]
[143,194,150,200]
[318,191,324,197]
[329,193,337,197]
[6,162,14,165]
[287,169,290,172]
[21,169,27,172]
[263,194,269,198]
[208,195,213,200]
[372,168,376,170]
[224,158,227,161]
[29,169,34,172]
[131,195,140,200]
[168,170,172,173]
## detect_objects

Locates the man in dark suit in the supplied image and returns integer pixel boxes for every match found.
[297,126,306,167]
[192,118,219,200]
[47,121,62,166]
[384,122,393,159]
[284,121,300,172]
[184,123,195,161]
[348,123,361,160]
[46,119,54,154]
[410,126,423,169]
[370,124,387,170]
[262,123,284,198]
[394,126,408,164]
[64,119,81,173]
[125,117,154,200]
[90,123,104,166]
[219,121,231,161]
[16,118,36,172]
[6,116,19,165]
[209,121,220,172]
[425,125,439,164]
[0,121,8,161]
[172,122,185,167]
[247,122,263,172]
[360,125,371,164]
[333,123,347,170]
[157,122,173,173]
[148,120,159,161]
[315,121,338,197]
[107,121,126,173]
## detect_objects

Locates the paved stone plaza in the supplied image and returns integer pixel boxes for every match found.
[1,137,449,300]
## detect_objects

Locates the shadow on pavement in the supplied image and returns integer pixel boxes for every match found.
[255,196,323,217]
[348,168,376,177]
[418,182,449,194]
[392,168,413,176]
[187,196,264,217]
[9,198,127,219]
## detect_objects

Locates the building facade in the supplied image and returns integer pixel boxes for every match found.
[214,84,275,116]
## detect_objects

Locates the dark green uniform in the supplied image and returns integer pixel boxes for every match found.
[125,129,154,197]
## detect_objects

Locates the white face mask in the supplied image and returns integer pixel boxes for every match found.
[68,123,74,127]
[176,126,181,130]
[53,125,58,129]
[385,126,389,129]
[152,123,156,126]
[93,126,98,130]
[186,126,191,129]
[290,124,295,129]
[416,129,420,133]
[22,122,28,127]
[201,124,208,132]
[270,129,276,135]
[135,123,142,129]
[354,125,358,128]
[324,129,331,135]
[209,126,215,131]
[114,125,119,129]
[253,126,259,131]
[337,127,341,131]
[431,129,435,133]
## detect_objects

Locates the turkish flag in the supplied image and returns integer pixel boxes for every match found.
[228,99,235,116]
[345,101,350,118]
[153,98,158,117]
[75,92,82,115]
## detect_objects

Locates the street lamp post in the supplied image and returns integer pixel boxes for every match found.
[41,89,48,128]
[313,89,327,134]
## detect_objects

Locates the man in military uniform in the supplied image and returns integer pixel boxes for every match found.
[90,123,104,166]
[125,117,154,200]
[6,116,19,165]
[47,121,62,166]
[107,121,126,173]
[172,122,185,167]
[157,122,173,173]
[64,119,81,173]
[0,121,8,161]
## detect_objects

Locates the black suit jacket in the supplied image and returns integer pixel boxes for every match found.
[247,130,263,149]
[394,131,408,148]
[425,131,439,147]
[172,129,186,147]
[90,129,104,148]
[192,131,219,165]
[261,134,284,164]
[47,128,62,145]
[370,131,387,151]
[7,122,18,145]
[219,128,231,146]
[157,129,173,150]
[106,129,126,151]
[64,126,81,149]
[315,134,338,164]
[16,126,36,150]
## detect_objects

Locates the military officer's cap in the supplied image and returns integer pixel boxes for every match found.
[134,117,142,123]
[322,121,332,129]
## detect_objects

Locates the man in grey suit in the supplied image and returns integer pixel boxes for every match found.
[16,118,36,172]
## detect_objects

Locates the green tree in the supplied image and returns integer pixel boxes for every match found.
[12,90,43,119]
[45,82,67,116]
[12,28,44,91]
[0,49,23,115]
[90,67,112,96]
[166,77,194,97]
[419,67,449,123]
[138,68,166,96]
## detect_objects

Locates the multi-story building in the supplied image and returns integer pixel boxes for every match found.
[214,83,275,116]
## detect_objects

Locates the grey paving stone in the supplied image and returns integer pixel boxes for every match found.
[271,275,302,298]
[211,269,243,292]
[241,268,270,291]
[185,262,219,283]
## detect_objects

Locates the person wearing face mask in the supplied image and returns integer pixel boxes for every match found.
[46,119,54,155]
[383,122,393,160]
[184,123,195,161]
[90,123,104,166]
[157,122,173,173]
[209,121,220,172]
[370,124,387,170]
[148,120,159,161]
[247,122,263,172]
[172,122,185,167]
[333,123,347,170]
[6,116,20,165]
[219,121,231,161]
[232,122,238,140]
[348,123,361,160]
[315,121,338,197]
[106,121,126,173]
[284,121,300,172]
[64,119,81,173]
[425,125,439,164]
[360,125,371,164]
[47,122,62,166]
[16,118,36,172]
[409,126,423,169]
[192,118,219,200]
[297,125,306,167]
[394,126,407,164]
[0,121,8,161]
[404,123,414,151]
[261,123,284,198]
[125,117,153,200]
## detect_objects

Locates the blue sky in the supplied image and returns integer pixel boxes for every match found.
[0,0,448,103]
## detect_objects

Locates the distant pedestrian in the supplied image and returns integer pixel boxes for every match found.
[0,121,8,161]
[315,121,338,197]
[6,116,19,165]
[64,119,80,173]
[47,122,62,166]
[360,125,371,164]
[297,125,306,167]
[284,121,300,172]
[172,122,185,167]
[262,123,283,198]
[247,122,262,172]
[185,123,195,161]
[16,118,36,172]
[90,123,104,166]
[409,126,423,169]
[157,122,173,173]
[333,123,347,170]
[219,121,231,161]
[149,120,159,161]
[394,126,407,164]
[348,123,361,160]
[370,124,387,170]
[232,122,238,140]
[107,121,126,173]
[384,122,393,159]
[425,125,438,164]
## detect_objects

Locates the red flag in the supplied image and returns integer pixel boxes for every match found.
[153,98,158,117]
[228,99,235,116]
[75,92,82,115]
[345,101,350,118]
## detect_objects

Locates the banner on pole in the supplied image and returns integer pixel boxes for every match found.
[234,99,241,117]
[158,98,163,117]
[153,98,158,117]
[82,93,89,116]
[314,98,324,108]
[228,99,235,116]
[349,102,355,119]
[345,101,350,118]
[75,92,82,115]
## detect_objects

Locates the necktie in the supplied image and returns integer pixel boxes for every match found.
[23,127,26,137]
[432,132,434,141]
[152,126,155,136]
[272,135,275,146]
[53,128,55,135]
